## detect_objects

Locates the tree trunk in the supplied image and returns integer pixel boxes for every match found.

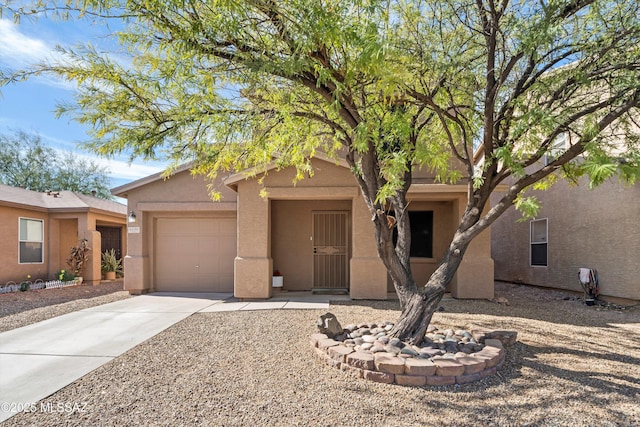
[388,285,445,345]
[390,194,483,345]
[389,228,473,345]
[347,144,480,346]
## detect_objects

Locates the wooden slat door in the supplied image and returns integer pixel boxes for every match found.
[97,226,122,259]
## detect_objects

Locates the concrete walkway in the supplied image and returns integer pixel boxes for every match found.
[0,291,348,422]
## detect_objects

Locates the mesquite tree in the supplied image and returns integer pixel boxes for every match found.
[3,0,639,344]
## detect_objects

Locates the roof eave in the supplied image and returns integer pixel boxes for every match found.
[0,200,48,212]
[111,163,193,198]
[224,154,349,192]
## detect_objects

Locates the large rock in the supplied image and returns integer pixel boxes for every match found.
[467,324,518,346]
[316,312,344,338]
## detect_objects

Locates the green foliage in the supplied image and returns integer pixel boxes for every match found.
[514,195,541,221]
[2,0,640,242]
[19,277,31,292]
[55,152,113,199]
[0,130,113,198]
[55,269,75,282]
[101,249,123,274]
[0,131,55,189]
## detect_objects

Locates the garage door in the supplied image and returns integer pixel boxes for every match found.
[155,217,236,292]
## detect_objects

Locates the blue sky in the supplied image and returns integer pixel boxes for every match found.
[0,15,166,190]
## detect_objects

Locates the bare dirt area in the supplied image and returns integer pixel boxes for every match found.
[3,282,639,426]
[0,280,130,332]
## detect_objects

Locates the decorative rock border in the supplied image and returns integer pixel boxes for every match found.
[311,326,516,386]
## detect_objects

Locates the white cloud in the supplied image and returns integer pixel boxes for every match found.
[103,158,166,181]
[66,151,166,181]
[0,19,167,185]
[45,144,166,182]
[0,18,52,67]
[0,18,76,89]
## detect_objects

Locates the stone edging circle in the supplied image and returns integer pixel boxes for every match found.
[311,326,516,386]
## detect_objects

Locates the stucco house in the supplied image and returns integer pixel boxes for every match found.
[491,177,640,302]
[112,157,495,300]
[0,184,127,285]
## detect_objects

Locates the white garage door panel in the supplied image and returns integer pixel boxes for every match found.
[155,218,236,292]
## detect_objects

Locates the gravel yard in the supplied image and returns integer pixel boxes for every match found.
[2,282,639,426]
[0,280,130,333]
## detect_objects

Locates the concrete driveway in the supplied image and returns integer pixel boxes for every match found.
[0,291,346,422]
[0,293,229,422]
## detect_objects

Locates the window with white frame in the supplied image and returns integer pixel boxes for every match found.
[530,218,548,267]
[544,133,568,165]
[19,218,44,264]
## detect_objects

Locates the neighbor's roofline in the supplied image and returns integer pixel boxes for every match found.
[0,199,126,217]
[0,184,126,216]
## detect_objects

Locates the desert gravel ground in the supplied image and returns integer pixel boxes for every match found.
[0,280,129,333]
[2,282,639,426]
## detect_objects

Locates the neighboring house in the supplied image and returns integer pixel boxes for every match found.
[491,177,640,302]
[112,157,495,300]
[0,184,127,285]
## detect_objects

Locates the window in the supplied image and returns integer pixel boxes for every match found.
[394,211,434,258]
[544,133,568,165]
[409,211,433,258]
[19,218,44,264]
[530,218,547,267]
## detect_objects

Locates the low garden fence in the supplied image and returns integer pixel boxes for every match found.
[0,278,82,294]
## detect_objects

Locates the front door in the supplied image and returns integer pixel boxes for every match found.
[97,226,122,259]
[312,211,349,291]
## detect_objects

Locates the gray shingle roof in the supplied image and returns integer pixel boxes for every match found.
[0,184,126,215]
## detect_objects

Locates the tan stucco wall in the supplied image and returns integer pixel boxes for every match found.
[385,201,456,292]
[234,159,385,299]
[492,178,640,301]
[56,218,78,274]
[234,176,272,299]
[453,197,495,299]
[123,170,237,294]
[349,194,389,299]
[128,169,238,203]
[258,158,358,189]
[0,206,124,285]
[120,159,495,300]
[412,156,469,181]
[235,159,494,300]
[0,206,49,283]
[271,200,352,291]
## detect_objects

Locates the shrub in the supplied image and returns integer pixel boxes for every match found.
[101,249,123,274]
[55,269,75,282]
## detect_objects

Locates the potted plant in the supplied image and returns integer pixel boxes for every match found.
[67,239,90,283]
[272,269,283,290]
[101,249,123,280]
[19,274,32,292]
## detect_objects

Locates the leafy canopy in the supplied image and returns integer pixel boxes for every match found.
[1,0,639,213]
[0,130,113,198]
